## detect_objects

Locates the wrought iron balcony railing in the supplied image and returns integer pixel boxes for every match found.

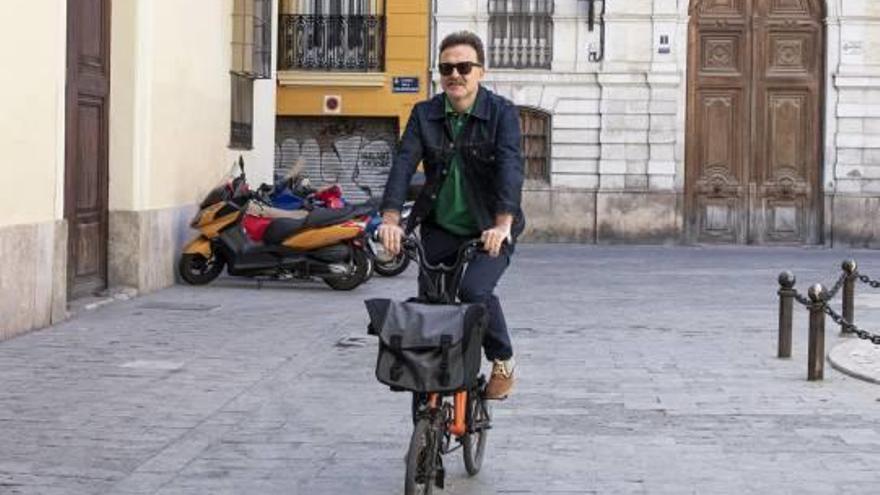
[279,14,385,72]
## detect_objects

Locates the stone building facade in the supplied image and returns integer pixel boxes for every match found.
[433,0,880,246]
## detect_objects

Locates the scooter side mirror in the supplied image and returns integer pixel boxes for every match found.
[358,184,373,199]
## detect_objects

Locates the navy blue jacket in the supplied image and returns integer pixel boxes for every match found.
[381,86,526,239]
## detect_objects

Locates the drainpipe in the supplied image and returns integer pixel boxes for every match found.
[587,0,606,63]
[427,0,435,97]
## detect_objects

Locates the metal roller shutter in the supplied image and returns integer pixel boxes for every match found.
[275,116,399,203]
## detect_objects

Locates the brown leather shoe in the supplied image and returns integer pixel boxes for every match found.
[485,359,515,400]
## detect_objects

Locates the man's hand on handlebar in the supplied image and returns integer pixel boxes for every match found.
[480,225,510,258]
[378,210,405,256]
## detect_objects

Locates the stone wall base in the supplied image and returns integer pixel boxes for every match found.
[520,188,597,242]
[830,196,880,249]
[521,189,682,244]
[109,205,197,293]
[0,220,68,340]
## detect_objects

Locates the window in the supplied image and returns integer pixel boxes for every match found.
[279,0,386,71]
[519,107,551,182]
[232,0,272,78]
[230,73,254,149]
[488,0,554,69]
[232,0,254,75]
[253,0,273,78]
[231,0,270,149]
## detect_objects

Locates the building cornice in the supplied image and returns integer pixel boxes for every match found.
[277,71,386,87]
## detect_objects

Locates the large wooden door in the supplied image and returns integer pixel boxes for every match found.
[65,0,111,297]
[686,0,824,244]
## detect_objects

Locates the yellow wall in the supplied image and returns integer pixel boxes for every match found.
[275,0,429,130]
[111,0,250,211]
[0,0,66,227]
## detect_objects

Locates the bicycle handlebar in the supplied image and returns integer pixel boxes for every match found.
[402,235,483,276]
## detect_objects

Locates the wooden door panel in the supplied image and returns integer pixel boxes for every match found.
[698,92,744,177]
[71,99,106,283]
[696,0,746,16]
[765,93,809,177]
[766,33,815,75]
[77,0,105,61]
[767,0,812,16]
[75,102,101,209]
[751,0,822,244]
[687,1,751,243]
[763,197,806,242]
[75,222,101,277]
[66,0,110,298]
[700,34,746,76]
[693,90,747,243]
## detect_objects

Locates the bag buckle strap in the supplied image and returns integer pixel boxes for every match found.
[438,334,452,387]
[389,335,403,382]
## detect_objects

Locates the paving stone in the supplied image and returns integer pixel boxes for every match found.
[3,246,880,493]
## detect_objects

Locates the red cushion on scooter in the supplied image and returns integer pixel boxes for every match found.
[242,214,272,242]
[315,185,345,208]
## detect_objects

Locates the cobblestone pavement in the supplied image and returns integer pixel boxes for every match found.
[3,245,880,494]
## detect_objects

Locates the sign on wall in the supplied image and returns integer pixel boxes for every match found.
[392,77,420,93]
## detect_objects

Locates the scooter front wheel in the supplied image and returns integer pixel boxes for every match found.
[323,247,370,291]
[178,253,224,285]
[374,251,411,277]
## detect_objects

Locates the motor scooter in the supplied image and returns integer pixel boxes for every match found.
[178,158,373,290]
[263,160,418,277]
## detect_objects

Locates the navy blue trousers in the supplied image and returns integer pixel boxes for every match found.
[419,224,514,361]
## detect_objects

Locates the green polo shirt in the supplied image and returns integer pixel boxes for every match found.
[432,96,479,236]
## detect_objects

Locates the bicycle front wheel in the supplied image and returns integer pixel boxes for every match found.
[463,391,490,475]
[405,417,439,495]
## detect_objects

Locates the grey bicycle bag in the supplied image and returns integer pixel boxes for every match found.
[365,298,487,393]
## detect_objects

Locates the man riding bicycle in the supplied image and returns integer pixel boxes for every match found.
[379,30,525,400]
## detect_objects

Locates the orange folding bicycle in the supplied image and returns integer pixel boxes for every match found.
[402,237,492,495]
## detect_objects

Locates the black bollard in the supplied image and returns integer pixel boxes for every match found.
[841,259,857,336]
[777,271,796,358]
[807,284,827,381]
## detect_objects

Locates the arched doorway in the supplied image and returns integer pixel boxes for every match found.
[685,0,825,244]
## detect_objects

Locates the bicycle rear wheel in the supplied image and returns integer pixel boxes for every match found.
[462,390,490,475]
[405,417,439,495]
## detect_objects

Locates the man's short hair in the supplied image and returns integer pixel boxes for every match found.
[439,31,486,66]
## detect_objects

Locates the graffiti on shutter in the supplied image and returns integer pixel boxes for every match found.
[275,117,399,203]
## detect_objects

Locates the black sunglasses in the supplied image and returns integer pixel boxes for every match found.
[438,61,483,76]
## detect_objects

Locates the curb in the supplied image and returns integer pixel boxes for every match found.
[828,337,880,385]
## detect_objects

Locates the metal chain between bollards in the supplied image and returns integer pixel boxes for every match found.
[823,305,880,346]
[793,291,812,307]
[824,272,848,301]
[857,273,880,289]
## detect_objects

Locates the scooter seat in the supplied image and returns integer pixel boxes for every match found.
[246,202,309,220]
[305,205,361,228]
[262,205,369,246]
[263,218,308,245]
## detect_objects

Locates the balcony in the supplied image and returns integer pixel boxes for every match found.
[278,14,385,72]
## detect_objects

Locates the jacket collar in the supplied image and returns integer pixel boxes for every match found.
[427,86,490,121]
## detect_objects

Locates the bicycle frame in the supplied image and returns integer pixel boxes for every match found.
[402,233,492,493]
[421,389,468,439]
